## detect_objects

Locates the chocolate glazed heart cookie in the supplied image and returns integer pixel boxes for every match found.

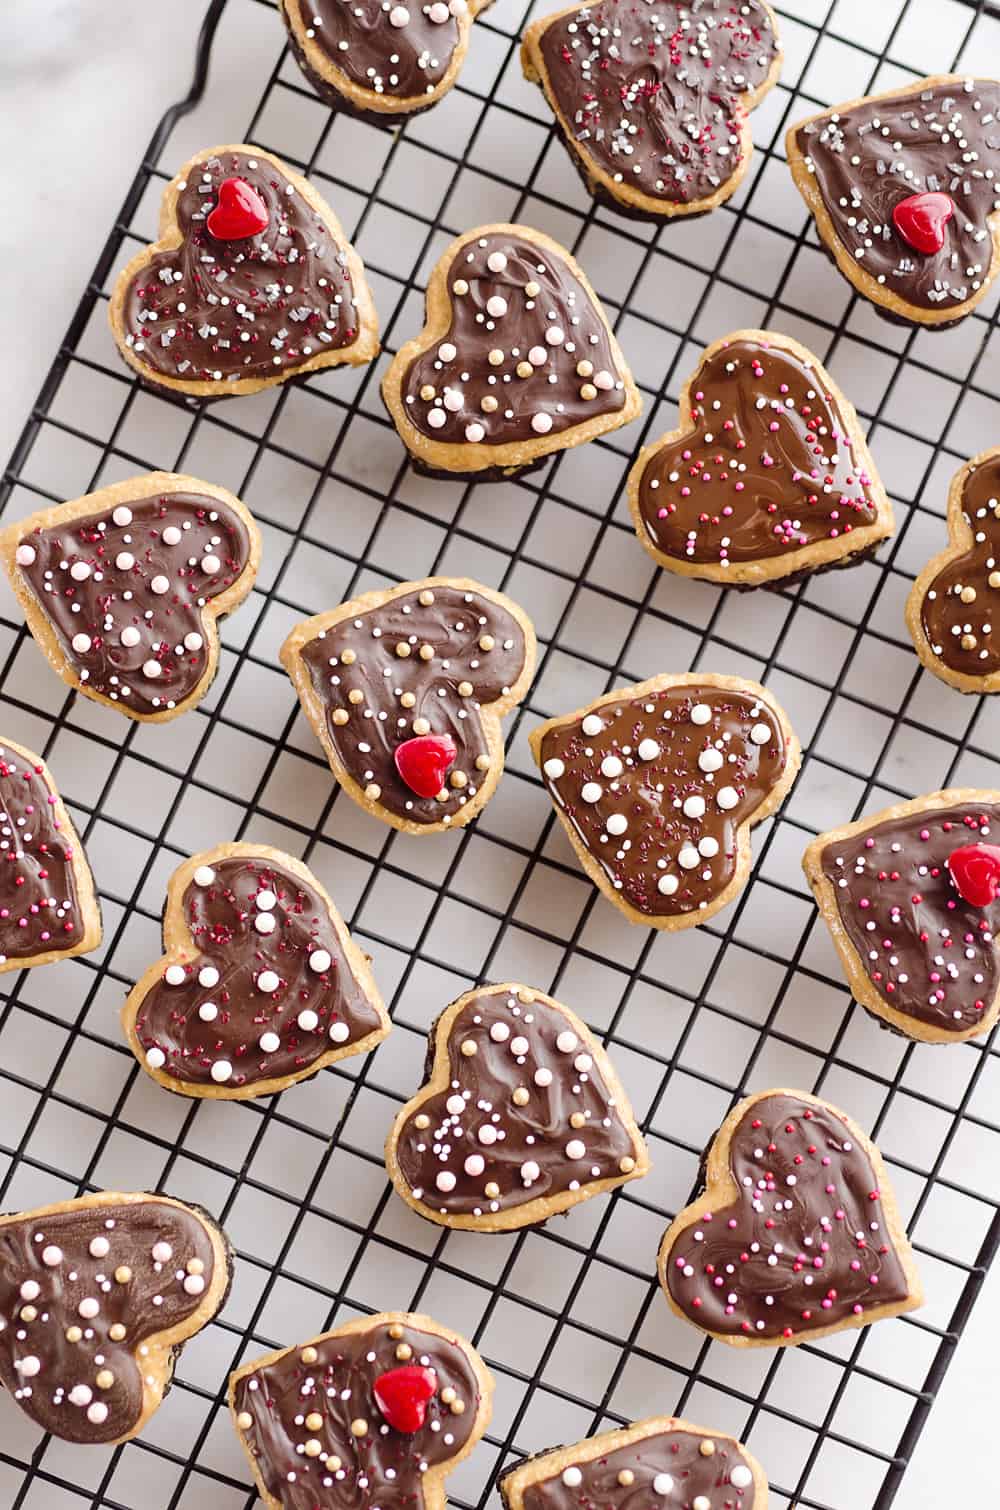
[522,0,782,224]
[381,224,641,480]
[109,144,379,397]
[386,983,649,1232]
[530,672,800,929]
[804,789,1000,1043]
[499,1416,768,1510]
[281,577,536,833]
[906,447,1000,692]
[230,1310,493,1510]
[657,1089,922,1347]
[279,0,491,124]
[0,472,260,722]
[787,75,1000,328]
[0,1191,232,1443]
[122,843,389,1098]
[627,330,894,587]
[0,737,101,973]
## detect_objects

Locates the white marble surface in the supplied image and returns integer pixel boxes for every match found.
[0,3,994,1506]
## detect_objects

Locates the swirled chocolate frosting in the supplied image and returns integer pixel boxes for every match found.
[817,802,1000,1035]
[120,151,360,383]
[133,854,384,1090]
[507,1428,760,1510]
[291,0,468,99]
[0,745,87,965]
[0,1196,223,1443]
[13,490,252,715]
[635,336,883,569]
[918,457,1000,678]
[793,78,1000,312]
[663,1094,912,1341]
[534,0,779,205]
[537,682,791,918]
[401,232,628,447]
[233,1316,484,1510]
[295,583,529,825]
[392,987,643,1220]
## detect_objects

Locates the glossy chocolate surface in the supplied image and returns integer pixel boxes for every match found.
[512,1429,760,1510]
[0,744,87,964]
[292,0,466,99]
[919,456,1000,678]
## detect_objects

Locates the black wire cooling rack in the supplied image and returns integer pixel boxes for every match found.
[3,0,1000,1506]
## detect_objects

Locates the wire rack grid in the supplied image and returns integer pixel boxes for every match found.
[2,0,1000,1506]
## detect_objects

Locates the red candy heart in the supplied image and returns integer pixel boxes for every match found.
[891,192,954,256]
[394,734,457,798]
[947,843,1000,907]
[207,177,269,241]
[373,1364,438,1433]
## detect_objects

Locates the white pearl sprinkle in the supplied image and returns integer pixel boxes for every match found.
[543,757,565,779]
[150,575,170,595]
[193,866,215,886]
[211,1060,233,1083]
[309,949,332,973]
[259,1032,281,1054]
[637,738,660,760]
[297,1009,319,1031]
[751,722,772,744]
[581,782,602,803]
[146,1047,166,1069]
[717,786,739,811]
[691,703,712,725]
[582,714,604,736]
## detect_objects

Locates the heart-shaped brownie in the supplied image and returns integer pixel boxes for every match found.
[657,1089,922,1347]
[281,576,536,833]
[109,145,379,397]
[381,224,641,479]
[230,1310,493,1510]
[788,76,1000,327]
[627,330,894,587]
[279,0,490,123]
[0,472,260,722]
[522,0,782,223]
[531,672,800,929]
[122,842,388,1098]
[386,982,649,1231]
[906,447,1000,692]
[804,788,1000,1043]
[0,737,101,972]
[0,1190,231,1443]
[500,1416,767,1510]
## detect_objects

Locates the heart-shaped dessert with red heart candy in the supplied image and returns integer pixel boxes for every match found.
[109,144,379,397]
[804,789,1000,1043]
[230,1312,493,1509]
[281,576,536,833]
[658,1090,922,1347]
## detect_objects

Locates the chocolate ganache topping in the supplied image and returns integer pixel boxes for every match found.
[663,1094,912,1341]
[0,745,87,965]
[0,1196,222,1443]
[296,583,530,826]
[401,232,628,447]
[133,854,384,1091]
[292,0,468,99]
[534,0,779,206]
[537,681,791,919]
[391,987,644,1221]
[818,802,1000,1035]
[13,490,252,716]
[634,336,883,569]
[509,1428,760,1510]
[793,78,1000,313]
[918,456,1000,679]
[120,151,360,383]
[233,1317,484,1510]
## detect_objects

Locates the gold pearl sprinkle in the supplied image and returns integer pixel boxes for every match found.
[109,1324,126,1342]
[450,771,468,789]
[990,571,1000,589]
[401,691,416,708]
[576,360,594,378]
[66,1326,83,1343]
[327,1455,343,1472]
[475,754,491,771]
[115,1266,133,1284]
[365,783,382,801]
[450,1399,466,1415]
[396,1342,413,1361]
[396,641,412,658]
[419,644,434,661]
[414,1113,430,1130]
[236,1411,254,1431]
[962,633,978,650]
[461,1039,478,1057]
[333,708,349,725]
[479,635,494,651]
[516,361,533,379]
[305,1439,323,1457]
[580,383,598,401]
[419,590,435,606]
[351,1418,368,1437]
[618,1470,635,1487]
[440,1387,456,1405]
[570,1112,586,1129]
[485,1181,500,1199]
[525,281,541,297]
[187,1258,204,1276]
[435,787,450,803]
[340,649,356,666]
[420,384,436,401]
[20,1306,36,1322]
[481,396,499,413]
[513,1087,530,1107]
[619,1155,636,1173]
[96,1369,115,1390]
[454,279,470,296]
[348,688,364,705]
[388,1324,404,1339]
[301,1346,319,1365]
[517,988,535,1004]
[458,680,473,697]
[699,1440,716,1458]
[488,349,504,367]
[413,717,431,735]
[306,1412,324,1431]
[960,586,977,604]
